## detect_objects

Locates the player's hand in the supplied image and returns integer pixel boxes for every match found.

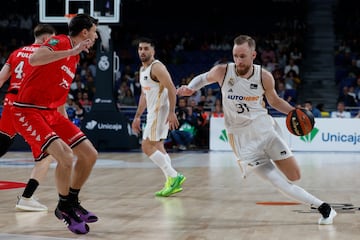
[131,117,141,134]
[167,112,179,130]
[72,39,93,55]
[176,86,195,96]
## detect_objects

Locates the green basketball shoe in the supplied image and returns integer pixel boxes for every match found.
[155,178,170,197]
[161,173,186,197]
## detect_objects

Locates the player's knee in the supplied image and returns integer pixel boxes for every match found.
[0,134,14,157]
[53,148,75,169]
[87,147,98,166]
[35,159,51,170]
[275,157,301,181]
[141,139,152,155]
[74,142,98,166]
[58,154,74,169]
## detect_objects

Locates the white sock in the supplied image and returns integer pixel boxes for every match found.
[149,150,177,178]
[253,161,323,207]
[164,154,171,164]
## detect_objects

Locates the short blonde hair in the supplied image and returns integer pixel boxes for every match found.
[234,35,256,50]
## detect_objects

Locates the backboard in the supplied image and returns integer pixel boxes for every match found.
[38,0,121,24]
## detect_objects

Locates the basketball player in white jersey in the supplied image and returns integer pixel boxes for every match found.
[177,35,336,224]
[132,37,186,197]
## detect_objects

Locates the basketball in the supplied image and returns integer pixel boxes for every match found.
[286,108,315,136]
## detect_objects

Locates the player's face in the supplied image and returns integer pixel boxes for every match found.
[233,43,256,75]
[85,24,98,46]
[138,43,154,63]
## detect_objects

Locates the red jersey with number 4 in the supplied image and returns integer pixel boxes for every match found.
[5,43,41,96]
[16,34,79,109]
[0,43,42,137]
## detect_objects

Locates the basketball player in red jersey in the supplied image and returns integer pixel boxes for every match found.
[0,24,56,212]
[12,14,98,234]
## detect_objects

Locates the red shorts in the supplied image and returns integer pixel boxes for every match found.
[12,106,86,161]
[0,94,17,138]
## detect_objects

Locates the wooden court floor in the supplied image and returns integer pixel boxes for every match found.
[1,150,360,240]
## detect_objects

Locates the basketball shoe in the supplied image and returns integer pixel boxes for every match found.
[15,196,48,212]
[73,201,98,223]
[55,207,89,234]
[155,178,170,197]
[318,202,337,225]
[160,173,186,197]
[155,178,183,197]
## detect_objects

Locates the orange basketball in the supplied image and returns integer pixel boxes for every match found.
[286,108,315,136]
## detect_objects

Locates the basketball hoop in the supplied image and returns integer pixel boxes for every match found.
[39,0,121,24]
[64,13,77,23]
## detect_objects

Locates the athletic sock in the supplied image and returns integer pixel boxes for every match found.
[149,150,177,178]
[22,178,39,198]
[164,154,171,164]
[253,161,323,207]
[68,187,80,204]
[57,194,71,211]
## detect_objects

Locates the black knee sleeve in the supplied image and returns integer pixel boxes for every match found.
[0,133,14,157]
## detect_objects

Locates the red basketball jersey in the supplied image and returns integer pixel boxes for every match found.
[0,43,43,137]
[16,34,80,109]
[5,43,41,94]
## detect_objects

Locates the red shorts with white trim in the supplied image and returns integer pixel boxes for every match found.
[11,106,86,161]
[0,94,17,138]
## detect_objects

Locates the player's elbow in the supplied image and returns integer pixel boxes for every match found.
[28,56,40,66]
[287,172,301,182]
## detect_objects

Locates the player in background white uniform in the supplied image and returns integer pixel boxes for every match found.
[177,35,336,225]
[132,37,186,197]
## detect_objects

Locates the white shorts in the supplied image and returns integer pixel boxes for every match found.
[142,104,169,141]
[228,116,293,177]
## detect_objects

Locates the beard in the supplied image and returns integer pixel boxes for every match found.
[139,54,151,63]
[236,64,251,76]
[140,56,148,62]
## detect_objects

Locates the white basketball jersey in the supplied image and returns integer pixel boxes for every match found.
[140,60,169,113]
[140,60,169,141]
[221,63,269,133]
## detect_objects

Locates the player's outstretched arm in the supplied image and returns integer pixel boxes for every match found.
[29,39,92,66]
[176,72,210,97]
[177,64,225,96]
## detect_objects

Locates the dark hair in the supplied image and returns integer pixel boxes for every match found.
[33,24,56,38]
[137,37,155,48]
[68,13,98,37]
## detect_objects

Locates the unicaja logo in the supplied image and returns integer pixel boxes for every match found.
[85,120,97,130]
[300,127,319,143]
[94,98,112,103]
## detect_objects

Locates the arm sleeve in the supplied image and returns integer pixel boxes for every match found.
[188,72,209,91]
